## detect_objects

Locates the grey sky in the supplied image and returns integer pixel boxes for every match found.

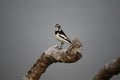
[1,0,120,80]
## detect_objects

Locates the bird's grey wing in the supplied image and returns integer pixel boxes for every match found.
[59,30,71,43]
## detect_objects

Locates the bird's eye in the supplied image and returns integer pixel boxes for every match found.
[56,24,60,26]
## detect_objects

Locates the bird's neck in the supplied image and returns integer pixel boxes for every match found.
[55,30,59,34]
[55,28,61,34]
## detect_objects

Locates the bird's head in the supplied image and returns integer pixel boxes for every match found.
[54,24,61,31]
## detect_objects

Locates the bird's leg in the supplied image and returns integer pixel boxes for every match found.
[59,42,64,49]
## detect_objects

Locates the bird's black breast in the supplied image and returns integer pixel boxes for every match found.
[55,31,59,34]
[55,29,67,37]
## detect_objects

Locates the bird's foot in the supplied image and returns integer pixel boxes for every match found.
[55,46,62,50]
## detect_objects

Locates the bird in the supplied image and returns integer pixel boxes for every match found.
[54,24,71,49]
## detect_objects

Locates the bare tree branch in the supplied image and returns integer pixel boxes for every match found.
[23,38,82,80]
[93,57,120,80]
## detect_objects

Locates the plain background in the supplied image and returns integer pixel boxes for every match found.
[1,0,120,80]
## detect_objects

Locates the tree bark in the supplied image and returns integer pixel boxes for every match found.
[23,38,82,80]
[93,57,120,80]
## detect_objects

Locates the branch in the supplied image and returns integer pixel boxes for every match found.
[23,38,82,80]
[93,57,120,80]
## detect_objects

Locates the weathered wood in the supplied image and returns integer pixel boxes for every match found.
[23,38,82,80]
[93,57,120,80]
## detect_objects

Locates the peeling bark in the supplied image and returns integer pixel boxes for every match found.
[93,57,120,80]
[23,38,82,80]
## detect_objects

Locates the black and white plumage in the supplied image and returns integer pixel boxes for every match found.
[54,24,71,49]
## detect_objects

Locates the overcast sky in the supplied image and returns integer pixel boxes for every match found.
[1,0,120,80]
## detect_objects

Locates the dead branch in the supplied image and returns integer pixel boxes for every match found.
[93,57,120,80]
[23,38,82,80]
